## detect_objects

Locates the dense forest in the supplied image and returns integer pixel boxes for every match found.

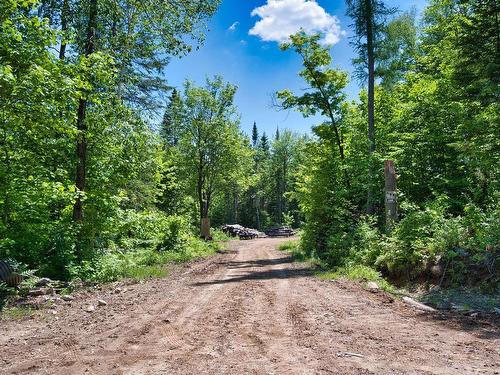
[0,0,498,294]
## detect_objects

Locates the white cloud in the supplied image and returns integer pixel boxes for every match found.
[249,0,344,45]
[228,21,240,31]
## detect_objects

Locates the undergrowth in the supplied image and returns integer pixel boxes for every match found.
[70,232,225,283]
[278,240,396,293]
[316,265,396,293]
[1,226,227,313]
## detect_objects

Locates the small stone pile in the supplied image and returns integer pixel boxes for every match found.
[27,277,69,297]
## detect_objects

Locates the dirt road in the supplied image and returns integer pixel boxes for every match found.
[1,238,499,374]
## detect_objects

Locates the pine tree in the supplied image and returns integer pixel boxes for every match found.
[161,89,182,147]
[252,122,259,147]
[260,133,270,157]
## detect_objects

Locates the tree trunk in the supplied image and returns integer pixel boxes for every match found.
[1,127,10,227]
[282,159,287,219]
[277,172,283,224]
[366,0,376,215]
[255,194,261,230]
[233,182,238,223]
[201,218,211,240]
[384,160,397,232]
[72,0,98,225]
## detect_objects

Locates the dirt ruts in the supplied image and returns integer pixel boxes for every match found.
[0,238,499,374]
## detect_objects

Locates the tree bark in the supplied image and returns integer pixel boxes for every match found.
[384,160,397,232]
[1,126,10,227]
[255,194,261,230]
[72,0,98,225]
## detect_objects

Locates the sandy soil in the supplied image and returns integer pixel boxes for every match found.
[1,238,499,375]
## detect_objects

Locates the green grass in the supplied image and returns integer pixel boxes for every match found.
[278,239,398,294]
[122,265,168,280]
[277,239,324,267]
[316,264,396,293]
[90,235,224,283]
[0,306,34,320]
[277,240,299,252]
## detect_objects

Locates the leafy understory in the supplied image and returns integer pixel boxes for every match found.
[278,240,396,293]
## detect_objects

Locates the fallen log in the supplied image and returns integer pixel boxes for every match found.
[402,297,436,312]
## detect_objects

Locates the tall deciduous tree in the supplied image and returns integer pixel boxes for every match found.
[277,32,349,187]
[270,130,301,224]
[346,0,395,214]
[174,77,250,234]
[377,10,418,88]
[64,0,221,239]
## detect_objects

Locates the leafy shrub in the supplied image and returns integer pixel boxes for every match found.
[324,232,352,267]
[156,215,189,253]
[68,229,223,283]
[301,196,499,289]
[374,199,462,276]
[349,216,384,266]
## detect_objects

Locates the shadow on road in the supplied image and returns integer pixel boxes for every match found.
[192,256,312,286]
[421,311,500,341]
[221,257,294,269]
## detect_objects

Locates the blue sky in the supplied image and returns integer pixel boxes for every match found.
[165,0,429,137]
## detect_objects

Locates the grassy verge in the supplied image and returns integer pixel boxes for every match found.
[277,239,397,294]
[315,265,396,293]
[277,239,498,312]
[277,240,322,266]
[86,235,226,283]
[1,231,228,318]
[0,306,35,321]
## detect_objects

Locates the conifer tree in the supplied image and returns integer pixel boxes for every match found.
[252,122,259,147]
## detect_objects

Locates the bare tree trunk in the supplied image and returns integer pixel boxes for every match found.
[366,0,376,215]
[255,194,261,230]
[384,160,397,232]
[282,159,287,219]
[197,172,204,224]
[1,125,10,227]
[233,182,238,223]
[73,0,98,226]
[277,173,283,224]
